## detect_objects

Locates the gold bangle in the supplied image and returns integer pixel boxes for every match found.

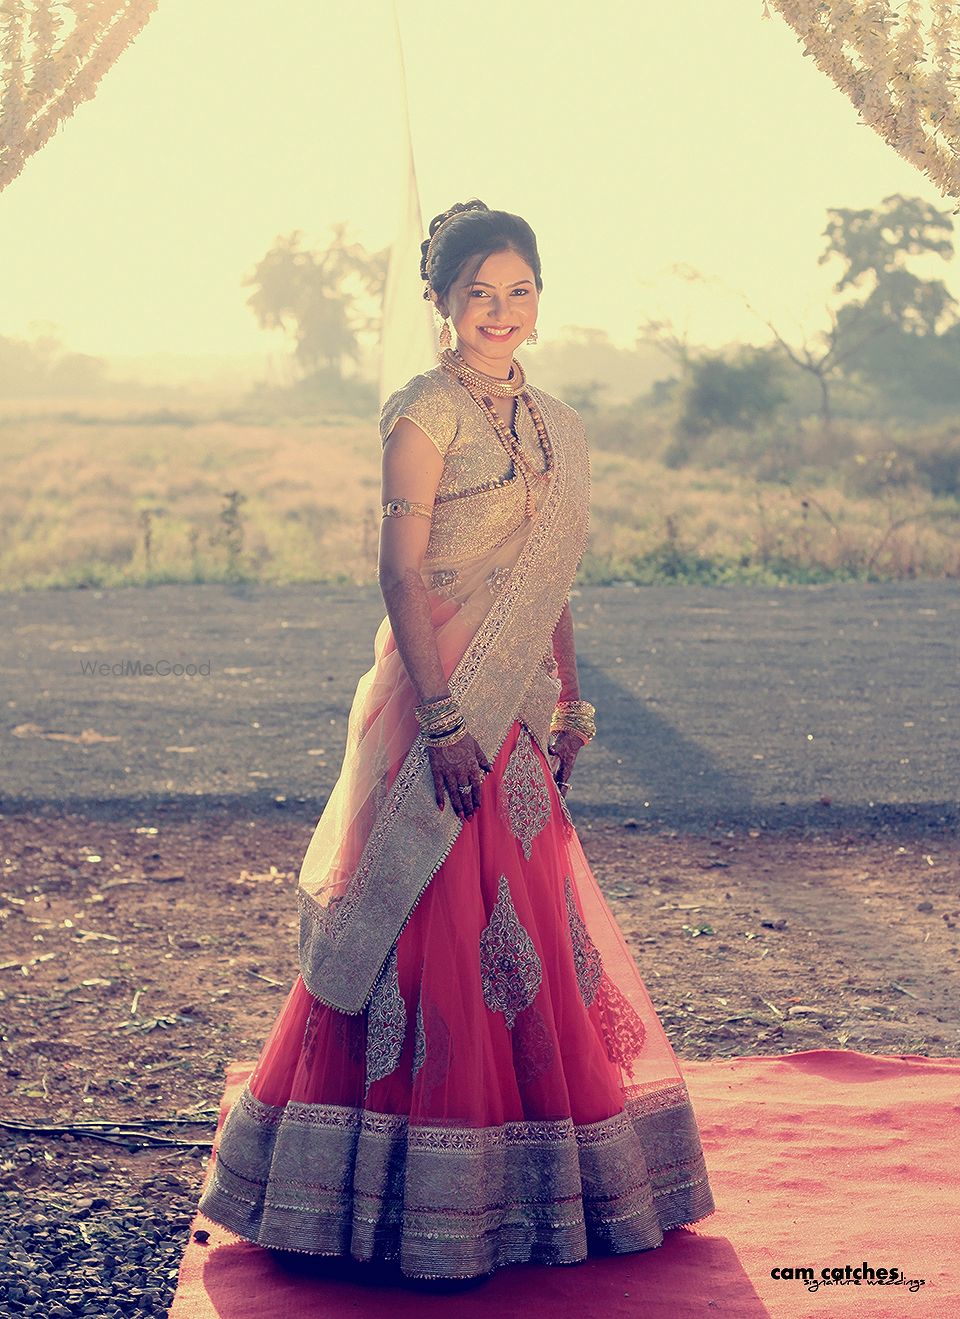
[554,699,596,718]
[383,498,433,519]
[415,696,461,734]
[417,694,456,714]
[425,720,467,746]
[550,703,596,744]
[550,713,596,729]
[423,714,464,738]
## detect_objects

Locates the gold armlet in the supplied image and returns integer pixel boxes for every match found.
[382,498,433,520]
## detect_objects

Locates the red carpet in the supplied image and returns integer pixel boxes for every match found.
[169,1050,957,1318]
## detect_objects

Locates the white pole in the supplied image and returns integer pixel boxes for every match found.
[378,0,438,409]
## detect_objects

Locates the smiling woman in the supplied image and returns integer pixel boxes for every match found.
[419,198,542,375]
[196,198,717,1284]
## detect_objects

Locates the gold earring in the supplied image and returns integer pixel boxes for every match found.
[439,318,452,349]
[525,327,539,344]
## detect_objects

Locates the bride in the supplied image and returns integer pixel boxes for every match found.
[196,198,716,1281]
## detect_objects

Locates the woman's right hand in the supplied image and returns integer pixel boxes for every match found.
[428,733,493,819]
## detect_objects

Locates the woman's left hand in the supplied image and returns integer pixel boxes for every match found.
[547,729,584,797]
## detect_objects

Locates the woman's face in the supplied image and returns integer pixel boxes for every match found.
[435,248,539,377]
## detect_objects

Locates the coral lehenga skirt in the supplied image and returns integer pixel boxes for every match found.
[196,716,716,1280]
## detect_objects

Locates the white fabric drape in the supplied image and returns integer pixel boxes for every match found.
[0,1,157,193]
[378,0,437,411]
[765,1,960,207]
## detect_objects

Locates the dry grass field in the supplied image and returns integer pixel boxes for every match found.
[1,396,958,590]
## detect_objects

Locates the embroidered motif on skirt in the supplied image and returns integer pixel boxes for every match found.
[499,724,551,860]
[420,999,451,1102]
[594,972,647,1076]
[301,999,324,1073]
[411,994,426,1080]
[564,874,603,1008]
[557,782,576,835]
[512,1002,556,1085]
[364,944,406,1089]
[479,873,543,1029]
[331,1002,366,1066]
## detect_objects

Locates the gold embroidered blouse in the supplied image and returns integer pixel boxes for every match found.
[379,366,574,565]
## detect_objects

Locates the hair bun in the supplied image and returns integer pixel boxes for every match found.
[430,199,489,236]
[420,199,490,285]
[418,201,542,306]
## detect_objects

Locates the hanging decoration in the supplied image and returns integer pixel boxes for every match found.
[763,2,960,208]
[0,0,157,194]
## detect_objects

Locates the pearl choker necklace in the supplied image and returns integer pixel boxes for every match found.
[438,348,527,398]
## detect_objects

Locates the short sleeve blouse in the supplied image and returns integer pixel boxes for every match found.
[379,373,459,457]
[376,366,572,564]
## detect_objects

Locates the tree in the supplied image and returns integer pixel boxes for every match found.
[638,316,697,378]
[532,325,674,407]
[820,194,955,333]
[0,330,108,397]
[244,226,387,378]
[750,302,887,431]
[565,380,604,412]
[676,349,787,439]
[743,194,957,427]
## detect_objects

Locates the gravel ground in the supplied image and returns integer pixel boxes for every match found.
[3,1165,195,1318]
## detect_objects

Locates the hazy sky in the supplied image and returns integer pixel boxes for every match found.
[1,0,957,359]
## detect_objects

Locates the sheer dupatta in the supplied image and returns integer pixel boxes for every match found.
[297,387,590,1014]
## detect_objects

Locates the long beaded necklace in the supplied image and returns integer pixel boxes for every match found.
[439,349,554,518]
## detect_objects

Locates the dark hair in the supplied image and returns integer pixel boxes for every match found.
[419,198,543,304]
